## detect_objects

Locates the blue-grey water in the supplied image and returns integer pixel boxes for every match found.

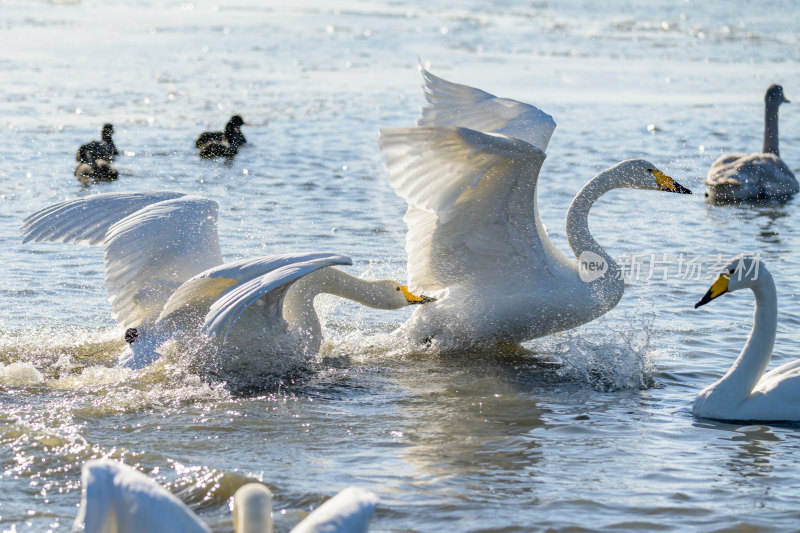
[1,1,800,531]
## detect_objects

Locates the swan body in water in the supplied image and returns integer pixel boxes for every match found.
[693,255,800,422]
[379,68,691,348]
[704,84,797,203]
[74,459,378,533]
[20,192,430,376]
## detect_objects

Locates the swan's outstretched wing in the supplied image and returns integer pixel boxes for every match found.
[379,126,551,292]
[419,67,557,152]
[158,253,351,340]
[103,196,224,328]
[73,459,211,533]
[21,192,224,329]
[290,487,378,533]
[20,191,187,245]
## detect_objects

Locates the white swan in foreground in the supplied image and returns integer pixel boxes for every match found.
[73,459,378,533]
[693,255,800,422]
[378,67,692,348]
[20,192,431,375]
[704,84,797,203]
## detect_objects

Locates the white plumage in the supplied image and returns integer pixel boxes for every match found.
[380,67,691,348]
[73,460,211,533]
[73,459,378,533]
[21,193,428,375]
[694,255,800,422]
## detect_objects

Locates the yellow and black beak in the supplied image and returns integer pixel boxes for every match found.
[400,285,436,305]
[695,273,730,308]
[650,169,692,194]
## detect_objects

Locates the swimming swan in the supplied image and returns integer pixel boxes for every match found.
[20,192,431,373]
[693,255,800,422]
[378,67,691,348]
[704,84,797,203]
[74,459,378,533]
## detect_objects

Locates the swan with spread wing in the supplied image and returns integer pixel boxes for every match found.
[379,68,691,348]
[20,192,431,375]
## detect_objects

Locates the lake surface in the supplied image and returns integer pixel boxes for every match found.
[1,1,800,531]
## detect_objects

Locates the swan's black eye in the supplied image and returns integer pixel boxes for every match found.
[729,269,736,274]
[396,287,401,291]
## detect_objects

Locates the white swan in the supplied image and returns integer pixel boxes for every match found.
[20,192,431,374]
[73,459,378,533]
[704,84,797,203]
[693,255,800,422]
[378,67,692,348]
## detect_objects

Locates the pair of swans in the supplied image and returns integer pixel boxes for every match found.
[694,255,800,422]
[24,68,692,368]
[21,192,431,375]
[704,84,797,203]
[74,459,377,533]
[379,67,692,348]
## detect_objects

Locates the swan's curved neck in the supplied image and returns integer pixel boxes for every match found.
[300,268,396,306]
[564,169,624,306]
[282,268,404,340]
[712,271,777,401]
[763,101,781,156]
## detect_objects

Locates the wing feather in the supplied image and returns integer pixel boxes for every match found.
[102,197,223,328]
[418,67,557,152]
[380,126,549,292]
[199,253,352,340]
[20,191,186,245]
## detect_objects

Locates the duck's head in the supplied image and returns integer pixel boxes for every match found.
[228,115,246,129]
[765,84,790,106]
[101,123,114,140]
[611,159,692,194]
[695,254,766,308]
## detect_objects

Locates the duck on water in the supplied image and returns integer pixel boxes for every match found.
[196,115,248,159]
[75,123,120,183]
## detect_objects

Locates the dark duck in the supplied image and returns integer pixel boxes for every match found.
[75,124,120,183]
[76,123,119,163]
[195,115,247,159]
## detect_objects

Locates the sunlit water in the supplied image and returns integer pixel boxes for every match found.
[1,1,800,531]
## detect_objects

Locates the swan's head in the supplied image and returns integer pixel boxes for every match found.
[610,159,692,194]
[365,280,436,309]
[233,483,272,533]
[765,84,790,106]
[695,254,766,308]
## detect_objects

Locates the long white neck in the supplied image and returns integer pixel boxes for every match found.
[708,271,777,402]
[564,168,625,309]
[763,100,781,156]
[282,268,406,345]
